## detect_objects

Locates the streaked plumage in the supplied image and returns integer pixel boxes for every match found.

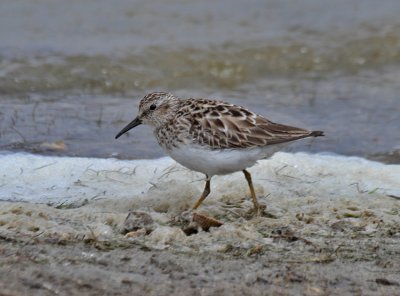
[116,92,324,214]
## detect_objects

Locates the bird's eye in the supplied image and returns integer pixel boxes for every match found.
[149,104,157,111]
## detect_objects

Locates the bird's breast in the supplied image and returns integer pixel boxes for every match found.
[166,144,271,176]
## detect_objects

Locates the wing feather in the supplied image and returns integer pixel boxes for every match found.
[179,99,320,149]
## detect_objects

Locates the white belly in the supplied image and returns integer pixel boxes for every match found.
[167,144,284,176]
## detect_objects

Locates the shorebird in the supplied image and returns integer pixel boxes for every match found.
[116,92,323,214]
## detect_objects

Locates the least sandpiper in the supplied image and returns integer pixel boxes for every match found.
[116,92,324,214]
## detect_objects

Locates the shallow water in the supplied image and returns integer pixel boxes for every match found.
[0,0,399,162]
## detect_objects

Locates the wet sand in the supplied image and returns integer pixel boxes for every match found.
[1,198,399,296]
[1,230,399,296]
[0,152,399,295]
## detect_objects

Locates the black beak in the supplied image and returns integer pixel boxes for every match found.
[115,117,142,139]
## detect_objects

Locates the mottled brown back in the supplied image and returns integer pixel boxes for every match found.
[170,98,323,150]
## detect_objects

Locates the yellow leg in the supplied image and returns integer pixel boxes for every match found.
[243,169,260,213]
[192,176,211,210]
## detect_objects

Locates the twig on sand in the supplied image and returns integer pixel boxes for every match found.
[33,161,57,171]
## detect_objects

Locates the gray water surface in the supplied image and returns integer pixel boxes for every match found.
[0,0,399,162]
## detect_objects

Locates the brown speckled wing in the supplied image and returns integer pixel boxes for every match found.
[180,99,317,149]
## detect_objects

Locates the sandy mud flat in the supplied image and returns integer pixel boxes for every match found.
[0,152,399,295]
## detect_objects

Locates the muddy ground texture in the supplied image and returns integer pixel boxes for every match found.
[0,196,399,296]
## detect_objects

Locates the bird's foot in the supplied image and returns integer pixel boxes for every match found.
[246,204,267,218]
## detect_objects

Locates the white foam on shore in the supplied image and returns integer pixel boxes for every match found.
[0,152,399,207]
[0,153,173,204]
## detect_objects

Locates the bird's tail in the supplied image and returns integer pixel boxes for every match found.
[310,131,324,137]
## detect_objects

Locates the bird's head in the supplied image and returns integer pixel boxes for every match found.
[115,92,179,139]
